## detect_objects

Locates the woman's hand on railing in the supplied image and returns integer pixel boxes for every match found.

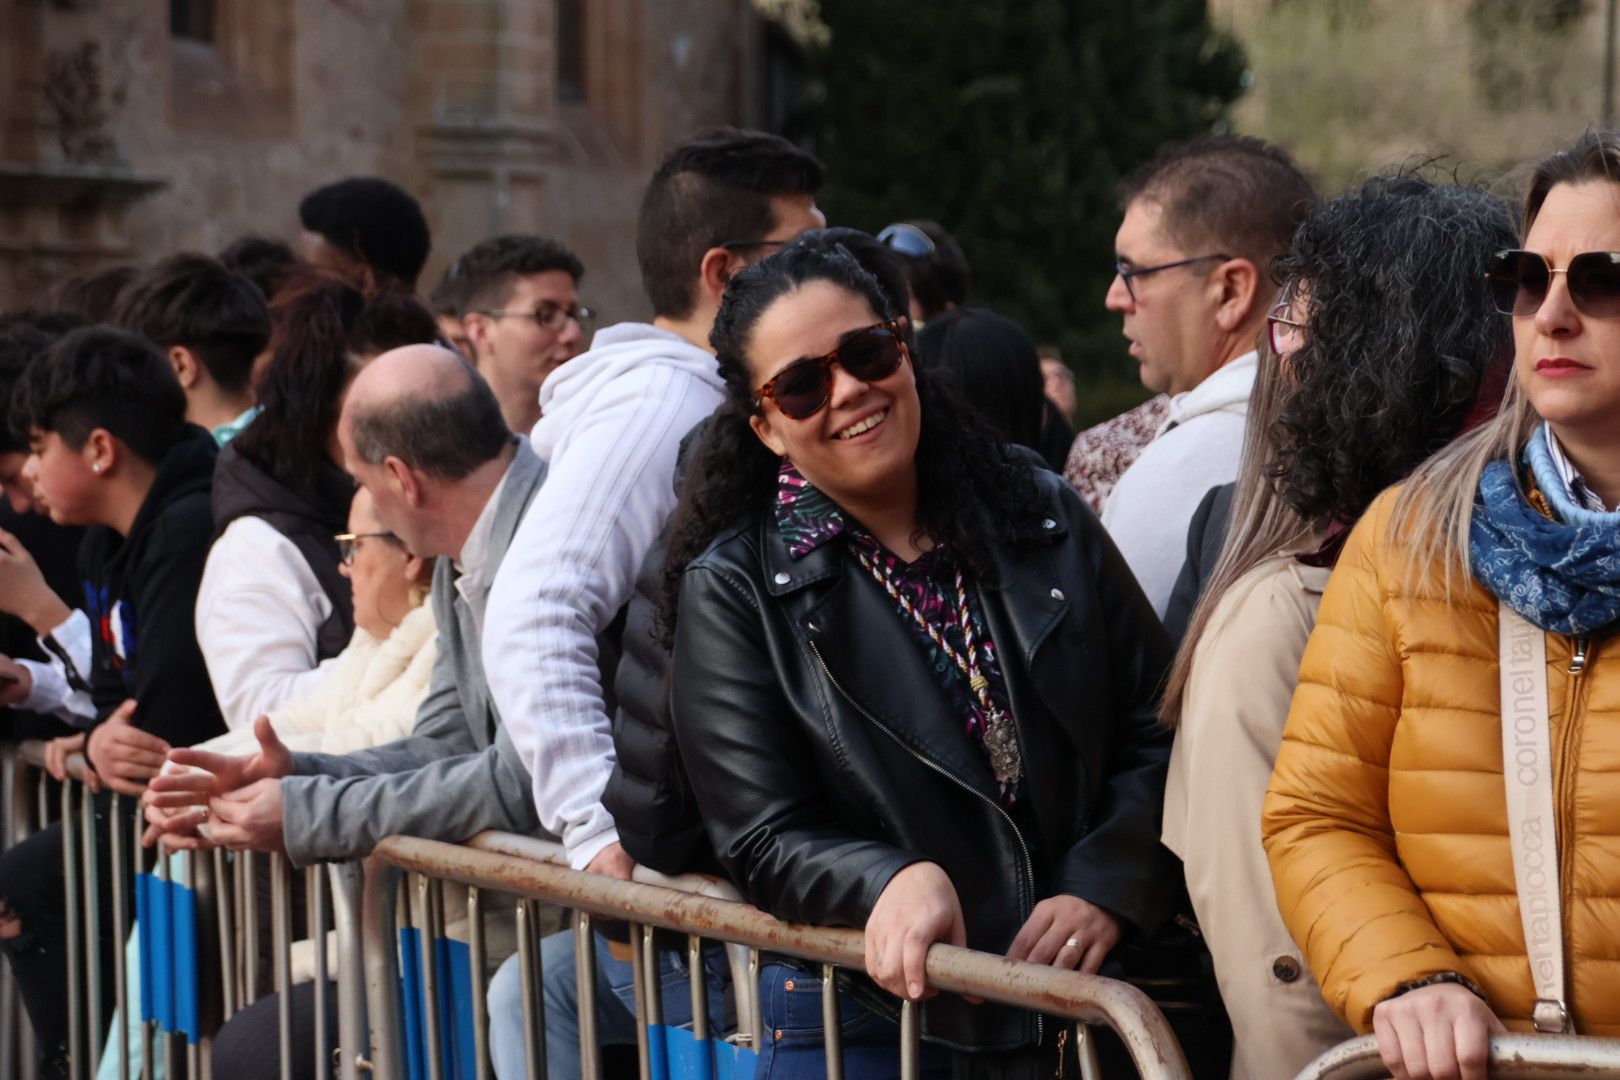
[1005,894,1122,975]
[43,732,92,789]
[1371,983,1505,1080]
[85,699,169,796]
[863,861,967,1003]
[147,714,292,810]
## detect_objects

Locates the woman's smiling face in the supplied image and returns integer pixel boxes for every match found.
[744,279,921,506]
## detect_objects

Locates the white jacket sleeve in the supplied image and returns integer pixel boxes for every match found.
[195,517,339,730]
[15,609,94,726]
[483,365,720,869]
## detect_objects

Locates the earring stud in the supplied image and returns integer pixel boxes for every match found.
[92,464,102,474]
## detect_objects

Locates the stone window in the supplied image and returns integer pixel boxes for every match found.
[557,0,585,104]
[170,0,216,43]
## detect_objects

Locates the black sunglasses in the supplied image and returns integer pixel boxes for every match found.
[753,321,907,420]
[1486,249,1620,318]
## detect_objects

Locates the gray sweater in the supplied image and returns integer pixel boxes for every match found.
[281,442,550,866]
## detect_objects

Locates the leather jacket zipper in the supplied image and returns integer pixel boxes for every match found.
[808,638,1043,1043]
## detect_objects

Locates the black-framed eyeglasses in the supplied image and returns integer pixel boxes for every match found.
[480,301,595,333]
[1114,253,1232,302]
[718,238,790,254]
[877,223,936,257]
[1486,248,1620,318]
[335,531,401,565]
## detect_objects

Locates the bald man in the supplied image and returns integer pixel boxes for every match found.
[149,344,550,866]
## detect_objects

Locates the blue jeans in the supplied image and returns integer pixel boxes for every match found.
[753,964,952,1080]
[489,928,730,1080]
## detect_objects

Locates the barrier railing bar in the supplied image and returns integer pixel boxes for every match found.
[311,864,330,1080]
[328,861,367,1080]
[368,837,1192,1080]
[214,848,236,1023]
[1077,1022,1103,1079]
[468,885,491,1080]
[244,852,261,1007]
[685,933,707,1045]
[627,924,650,1080]
[1296,1033,1620,1080]
[573,911,600,1080]
[156,835,179,1080]
[821,961,844,1080]
[184,853,204,1080]
[898,998,919,1080]
[80,777,102,1078]
[0,747,19,1080]
[416,874,445,1080]
[273,853,294,1080]
[638,919,661,1037]
[61,770,84,1080]
[746,948,762,1051]
[360,858,407,1080]
[112,794,131,1080]
[514,900,545,1080]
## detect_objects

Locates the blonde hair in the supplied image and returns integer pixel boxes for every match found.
[1391,130,1620,591]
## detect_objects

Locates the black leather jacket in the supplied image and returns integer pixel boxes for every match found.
[669,466,1177,1051]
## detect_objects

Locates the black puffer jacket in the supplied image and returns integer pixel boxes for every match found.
[669,465,1177,1052]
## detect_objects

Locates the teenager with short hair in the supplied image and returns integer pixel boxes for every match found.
[454,234,590,434]
[0,326,223,1072]
[113,253,271,444]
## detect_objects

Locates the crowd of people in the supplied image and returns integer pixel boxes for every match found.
[0,120,1615,1080]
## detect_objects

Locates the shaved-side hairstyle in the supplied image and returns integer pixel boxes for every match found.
[348,359,511,481]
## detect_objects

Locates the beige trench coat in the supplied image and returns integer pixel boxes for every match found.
[1163,553,1352,1080]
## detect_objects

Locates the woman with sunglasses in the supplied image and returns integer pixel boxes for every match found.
[1160,175,1514,1080]
[1265,132,1620,1080]
[664,244,1176,1076]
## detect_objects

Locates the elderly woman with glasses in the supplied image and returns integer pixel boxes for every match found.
[1159,174,1515,1080]
[661,243,1176,1078]
[1265,134,1620,1080]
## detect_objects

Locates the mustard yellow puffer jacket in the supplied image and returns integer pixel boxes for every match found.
[1262,487,1620,1035]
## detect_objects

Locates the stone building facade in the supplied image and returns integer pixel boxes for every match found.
[1,0,794,321]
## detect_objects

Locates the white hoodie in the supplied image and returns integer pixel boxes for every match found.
[1101,350,1257,616]
[482,323,725,869]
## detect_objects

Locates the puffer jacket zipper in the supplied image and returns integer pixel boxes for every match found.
[1555,636,1591,990]
[808,637,1044,1045]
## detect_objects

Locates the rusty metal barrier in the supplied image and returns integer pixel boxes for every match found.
[1295,1033,1620,1080]
[359,832,1191,1080]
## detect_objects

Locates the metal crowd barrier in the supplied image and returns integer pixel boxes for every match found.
[1295,1033,1620,1080]
[360,832,1194,1080]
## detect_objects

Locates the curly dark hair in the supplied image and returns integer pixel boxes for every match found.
[658,244,1047,638]
[1268,174,1516,526]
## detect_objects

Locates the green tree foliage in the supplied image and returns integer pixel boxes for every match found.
[802,0,1247,408]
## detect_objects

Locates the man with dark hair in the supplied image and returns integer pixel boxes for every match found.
[1,326,221,1071]
[149,343,557,1073]
[297,176,432,290]
[1098,134,1316,614]
[113,253,271,444]
[482,127,823,1078]
[878,218,971,323]
[454,234,590,433]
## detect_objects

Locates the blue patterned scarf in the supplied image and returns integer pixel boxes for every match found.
[1469,424,1620,636]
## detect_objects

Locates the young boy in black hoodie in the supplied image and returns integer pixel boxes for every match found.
[0,326,223,1072]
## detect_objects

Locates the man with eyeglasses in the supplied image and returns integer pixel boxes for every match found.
[1096,135,1316,616]
[453,234,592,434]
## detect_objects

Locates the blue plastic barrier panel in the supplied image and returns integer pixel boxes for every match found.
[661,1025,717,1080]
[136,871,156,1024]
[170,866,201,1041]
[399,927,427,1080]
[714,1039,758,1080]
[437,936,477,1080]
